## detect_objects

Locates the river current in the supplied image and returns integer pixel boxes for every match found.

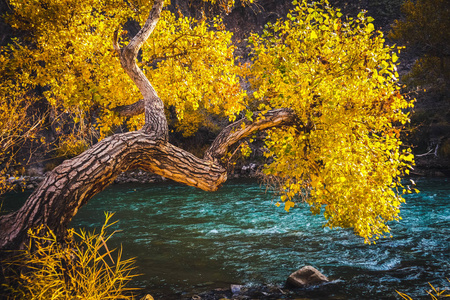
[2,177,449,299]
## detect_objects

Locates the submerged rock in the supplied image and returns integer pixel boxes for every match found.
[285,265,329,288]
[114,169,165,184]
[230,284,242,294]
[169,281,342,300]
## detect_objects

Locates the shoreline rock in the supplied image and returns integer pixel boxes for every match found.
[6,157,449,193]
[113,169,166,185]
[166,281,340,300]
[286,266,329,288]
[6,162,266,192]
[144,267,334,300]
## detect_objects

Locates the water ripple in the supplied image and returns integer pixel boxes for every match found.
[63,178,450,299]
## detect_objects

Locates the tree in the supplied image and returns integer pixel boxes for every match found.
[0,0,414,252]
[248,0,415,240]
[0,80,43,197]
[389,0,450,160]
[389,0,450,90]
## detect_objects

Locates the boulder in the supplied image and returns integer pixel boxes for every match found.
[27,166,45,177]
[285,266,329,288]
[231,284,243,294]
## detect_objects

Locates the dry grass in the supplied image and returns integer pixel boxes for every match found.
[397,279,450,300]
[1,212,140,300]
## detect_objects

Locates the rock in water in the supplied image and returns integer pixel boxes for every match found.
[230,284,242,294]
[286,266,329,288]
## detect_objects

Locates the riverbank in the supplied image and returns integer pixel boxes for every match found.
[2,177,449,300]
[6,156,449,192]
[413,155,450,177]
[4,162,265,192]
[140,282,343,300]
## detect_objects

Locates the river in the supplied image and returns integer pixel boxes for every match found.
[2,177,449,299]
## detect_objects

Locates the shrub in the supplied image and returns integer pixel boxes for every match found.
[1,212,139,300]
[397,279,450,300]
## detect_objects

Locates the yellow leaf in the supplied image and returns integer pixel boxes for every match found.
[366,23,375,33]
[392,52,398,63]
[284,200,295,212]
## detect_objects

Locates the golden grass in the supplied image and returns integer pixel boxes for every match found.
[2,212,141,299]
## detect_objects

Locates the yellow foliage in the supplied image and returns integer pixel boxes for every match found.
[1,0,417,243]
[239,142,252,158]
[3,0,140,140]
[2,0,246,141]
[0,77,42,196]
[397,279,450,299]
[56,133,89,158]
[1,212,139,300]
[251,0,415,242]
[142,11,247,124]
[171,108,205,138]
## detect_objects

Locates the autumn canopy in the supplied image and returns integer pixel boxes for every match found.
[0,0,414,249]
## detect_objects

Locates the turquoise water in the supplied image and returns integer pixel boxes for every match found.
[2,177,449,299]
[68,177,450,299]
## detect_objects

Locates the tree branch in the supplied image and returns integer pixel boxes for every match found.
[124,0,165,60]
[112,99,145,117]
[0,108,299,250]
[115,0,168,140]
[0,131,226,250]
[113,28,121,55]
[204,108,297,163]
[0,1,301,252]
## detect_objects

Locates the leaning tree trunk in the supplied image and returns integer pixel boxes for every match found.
[0,108,295,250]
[0,0,297,251]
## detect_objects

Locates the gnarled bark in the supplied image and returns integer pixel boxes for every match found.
[0,0,298,252]
[0,108,295,250]
[204,108,297,163]
[0,131,226,250]
[113,99,145,117]
[113,0,168,141]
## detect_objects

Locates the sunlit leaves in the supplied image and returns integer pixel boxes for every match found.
[284,200,295,212]
[3,0,247,141]
[140,11,247,130]
[1,0,417,243]
[4,0,139,141]
[0,59,43,195]
[251,0,414,242]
